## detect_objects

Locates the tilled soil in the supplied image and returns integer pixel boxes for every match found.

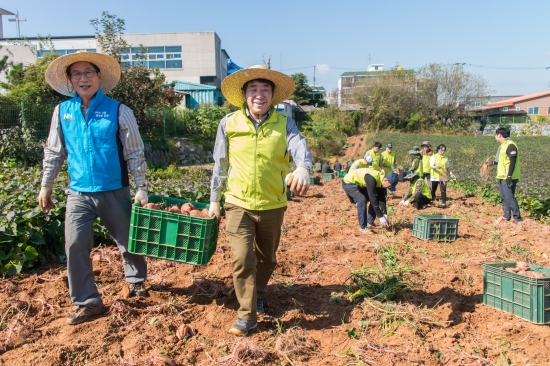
[1,136,550,366]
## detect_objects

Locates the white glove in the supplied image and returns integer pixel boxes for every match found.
[379,215,390,228]
[398,200,405,206]
[134,190,148,206]
[287,167,310,196]
[38,186,54,212]
[208,201,221,222]
[403,200,410,207]
[450,172,456,180]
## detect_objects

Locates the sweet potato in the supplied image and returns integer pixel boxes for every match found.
[181,202,196,213]
[201,208,210,217]
[167,205,180,213]
[143,203,160,209]
[189,209,202,217]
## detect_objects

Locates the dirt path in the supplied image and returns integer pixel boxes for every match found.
[2,138,550,365]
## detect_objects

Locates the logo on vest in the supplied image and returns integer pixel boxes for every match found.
[62,113,76,122]
[95,111,110,118]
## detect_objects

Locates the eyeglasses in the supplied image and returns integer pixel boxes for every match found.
[70,70,97,80]
[439,149,446,152]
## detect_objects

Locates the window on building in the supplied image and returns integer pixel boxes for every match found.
[38,49,97,58]
[527,107,539,115]
[516,107,521,111]
[120,46,182,69]
[200,76,215,85]
[343,87,351,94]
[502,107,508,112]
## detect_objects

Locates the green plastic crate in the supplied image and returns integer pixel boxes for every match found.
[128,195,218,265]
[322,172,335,181]
[483,262,550,324]
[412,214,458,241]
[335,171,346,178]
[310,176,320,185]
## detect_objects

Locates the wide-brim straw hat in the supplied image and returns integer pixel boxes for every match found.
[421,140,431,147]
[221,65,295,107]
[45,51,121,97]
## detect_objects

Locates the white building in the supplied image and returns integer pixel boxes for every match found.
[0,31,230,88]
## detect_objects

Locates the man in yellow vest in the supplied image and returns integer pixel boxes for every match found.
[484,127,522,222]
[421,141,433,188]
[430,144,456,208]
[209,65,312,336]
[364,142,383,171]
[341,168,397,233]
[398,171,432,210]
[381,143,398,194]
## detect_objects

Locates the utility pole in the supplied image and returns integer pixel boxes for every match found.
[8,10,26,38]
[313,63,316,87]
[368,53,372,66]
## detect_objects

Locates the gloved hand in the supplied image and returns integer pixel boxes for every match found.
[379,215,390,228]
[398,200,405,206]
[450,172,456,180]
[208,201,221,222]
[403,200,410,207]
[287,167,310,196]
[134,190,148,206]
[506,176,513,188]
[38,186,54,212]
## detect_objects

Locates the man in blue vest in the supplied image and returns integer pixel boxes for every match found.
[209,65,312,336]
[39,51,149,325]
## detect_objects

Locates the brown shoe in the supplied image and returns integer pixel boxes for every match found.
[67,303,105,325]
[129,282,148,297]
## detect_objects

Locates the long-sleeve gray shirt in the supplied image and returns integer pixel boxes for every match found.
[41,104,147,188]
[210,110,312,203]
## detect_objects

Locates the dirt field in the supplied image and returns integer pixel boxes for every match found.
[1,135,550,366]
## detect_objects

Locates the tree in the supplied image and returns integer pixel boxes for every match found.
[352,69,422,131]
[1,52,66,105]
[290,73,312,105]
[417,63,492,127]
[89,12,183,135]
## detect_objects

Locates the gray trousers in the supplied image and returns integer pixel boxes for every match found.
[499,179,521,221]
[65,187,147,306]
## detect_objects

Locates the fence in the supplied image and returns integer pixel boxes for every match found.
[485,115,530,125]
[0,102,207,140]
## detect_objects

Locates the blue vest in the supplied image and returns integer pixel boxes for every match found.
[59,90,128,192]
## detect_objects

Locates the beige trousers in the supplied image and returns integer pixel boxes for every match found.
[224,203,286,320]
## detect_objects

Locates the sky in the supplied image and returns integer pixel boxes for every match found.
[2,0,550,96]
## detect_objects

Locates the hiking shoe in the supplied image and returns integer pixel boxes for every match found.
[67,303,105,325]
[367,223,376,228]
[441,203,447,208]
[256,299,265,314]
[129,282,148,297]
[229,318,258,336]
[359,227,372,234]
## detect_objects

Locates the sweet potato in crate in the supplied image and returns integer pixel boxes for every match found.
[128,195,218,265]
[483,262,550,324]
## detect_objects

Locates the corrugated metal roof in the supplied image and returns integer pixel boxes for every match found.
[173,81,218,91]
[309,85,326,92]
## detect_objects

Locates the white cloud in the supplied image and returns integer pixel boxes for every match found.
[316,64,330,74]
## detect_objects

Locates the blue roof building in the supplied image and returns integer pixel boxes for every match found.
[174,81,225,109]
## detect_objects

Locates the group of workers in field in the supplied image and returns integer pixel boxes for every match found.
[36,49,521,336]
[335,131,521,234]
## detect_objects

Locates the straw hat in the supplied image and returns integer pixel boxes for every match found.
[408,146,422,155]
[221,65,295,107]
[45,51,121,97]
[421,140,431,147]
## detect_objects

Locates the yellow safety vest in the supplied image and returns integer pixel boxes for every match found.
[409,179,432,199]
[381,151,396,174]
[366,149,382,170]
[344,168,383,188]
[224,108,289,210]
[497,140,520,180]
[431,154,449,180]
[421,150,433,176]
[353,158,369,169]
